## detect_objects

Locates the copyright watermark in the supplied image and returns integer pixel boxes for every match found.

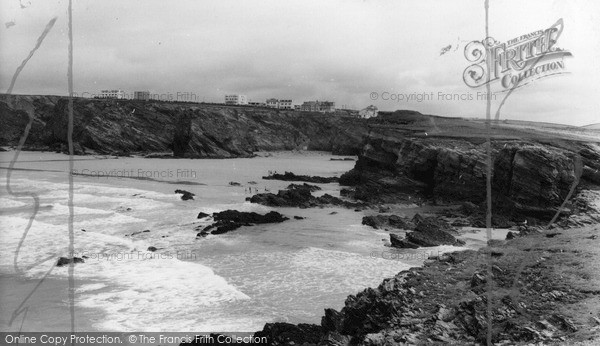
[66,250,200,261]
[70,168,197,179]
[369,91,498,102]
[370,250,441,261]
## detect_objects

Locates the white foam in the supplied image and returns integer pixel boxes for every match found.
[0,197,29,208]
[76,283,108,293]
[75,255,250,332]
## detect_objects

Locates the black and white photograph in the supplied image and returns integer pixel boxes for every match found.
[1,1,599,345]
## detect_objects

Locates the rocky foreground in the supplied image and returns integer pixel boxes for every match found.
[252,214,600,345]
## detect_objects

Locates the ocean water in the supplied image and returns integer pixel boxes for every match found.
[0,151,472,332]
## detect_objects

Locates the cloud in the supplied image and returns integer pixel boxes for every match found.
[0,0,598,126]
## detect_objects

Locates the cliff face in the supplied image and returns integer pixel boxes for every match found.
[0,94,368,157]
[340,111,600,220]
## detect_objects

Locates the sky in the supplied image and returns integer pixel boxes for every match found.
[1,0,599,126]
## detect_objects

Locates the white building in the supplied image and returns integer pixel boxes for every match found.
[279,99,293,109]
[100,89,126,99]
[266,98,279,108]
[300,100,335,113]
[225,94,248,105]
[359,105,378,118]
[266,98,293,109]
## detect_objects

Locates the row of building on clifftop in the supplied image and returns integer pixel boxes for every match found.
[94,90,376,118]
[99,90,150,100]
[224,94,336,113]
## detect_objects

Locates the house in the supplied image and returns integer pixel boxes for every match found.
[359,105,378,119]
[300,100,335,113]
[100,90,126,99]
[266,98,279,108]
[248,101,266,107]
[278,99,293,109]
[225,94,248,105]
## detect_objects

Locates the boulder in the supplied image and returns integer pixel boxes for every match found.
[263,171,339,184]
[197,212,210,219]
[175,189,195,200]
[362,214,413,230]
[254,323,324,345]
[56,257,84,267]
[200,210,289,236]
[287,183,321,192]
[390,234,419,249]
[213,210,288,224]
[250,184,363,209]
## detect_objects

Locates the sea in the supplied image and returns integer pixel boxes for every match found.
[0,150,491,333]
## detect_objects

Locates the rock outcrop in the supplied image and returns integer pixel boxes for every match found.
[175,189,195,200]
[0,94,369,157]
[198,210,289,236]
[361,214,414,230]
[249,183,363,209]
[263,172,339,184]
[339,111,600,221]
[56,257,84,267]
[252,225,599,345]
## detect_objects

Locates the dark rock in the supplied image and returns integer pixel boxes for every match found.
[451,218,471,227]
[321,308,344,332]
[263,171,339,184]
[250,184,364,209]
[412,214,455,233]
[549,314,578,332]
[460,201,479,215]
[406,229,463,247]
[56,257,84,267]
[147,246,157,252]
[330,157,355,161]
[197,212,210,219]
[470,272,486,288]
[175,189,195,200]
[254,323,323,345]
[390,233,419,249]
[545,232,561,238]
[286,183,321,192]
[211,221,242,235]
[362,214,414,230]
[340,188,353,197]
[213,210,288,224]
[228,181,241,186]
[293,216,304,220]
[340,130,597,221]
[200,210,289,236]
[1,95,370,158]
[394,214,464,247]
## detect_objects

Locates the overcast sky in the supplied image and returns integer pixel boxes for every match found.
[1,0,598,125]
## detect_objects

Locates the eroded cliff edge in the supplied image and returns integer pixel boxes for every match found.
[339,110,600,222]
[0,94,368,157]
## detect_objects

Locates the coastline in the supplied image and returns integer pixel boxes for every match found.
[251,191,600,345]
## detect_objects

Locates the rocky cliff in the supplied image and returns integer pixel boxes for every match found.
[339,111,600,221]
[0,94,369,157]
